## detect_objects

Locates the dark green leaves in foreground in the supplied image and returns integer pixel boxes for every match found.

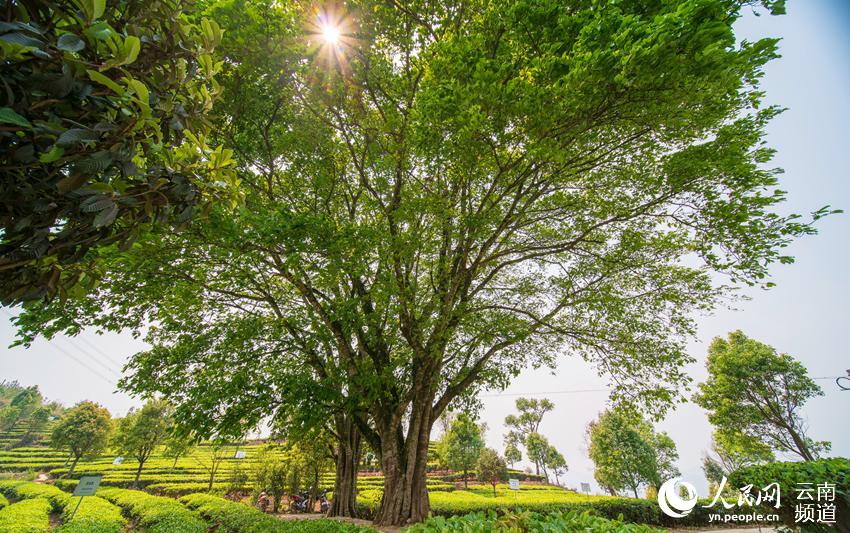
[0,0,238,304]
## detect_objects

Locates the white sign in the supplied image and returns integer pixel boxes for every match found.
[508,478,520,490]
[112,456,124,465]
[581,482,591,493]
[73,475,102,497]
[234,450,247,459]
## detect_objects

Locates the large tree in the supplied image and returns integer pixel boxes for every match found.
[0,0,238,304]
[694,331,829,461]
[14,0,825,525]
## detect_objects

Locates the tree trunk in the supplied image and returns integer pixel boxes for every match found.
[329,416,361,518]
[374,392,433,526]
[208,471,215,491]
[463,468,468,489]
[67,455,80,477]
[788,427,814,461]
[134,460,144,486]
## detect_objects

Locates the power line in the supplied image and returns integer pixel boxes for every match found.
[2,308,116,387]
[59,338,122,378]
[39,337,116,387]
[75,334,126,368]
[482,388,607,397]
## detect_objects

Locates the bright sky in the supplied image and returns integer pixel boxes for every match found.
[1,0,848,498]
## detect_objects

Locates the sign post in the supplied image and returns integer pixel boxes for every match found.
[70,475,102,520]
[581,482,591,494]
[508,478,519,502]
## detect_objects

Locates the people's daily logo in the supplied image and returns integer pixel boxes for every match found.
[657,477,698,518]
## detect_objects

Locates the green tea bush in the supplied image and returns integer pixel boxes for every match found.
[407,509,664,532]
[729,458,850,531]
[179,493,370,532]
[0,492,7,509]
[427,486,661,524]
[97,487,208,533]
[0,497,51,532]
[0,480,125,532]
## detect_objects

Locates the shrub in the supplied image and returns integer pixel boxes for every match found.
[97,487,207,533]
[427,486,661,524]
[179,493,370,532]
[0,492,7,509]
[0,498,51,532]
[0,479,125,532]
[56,495,126,533]
[729,458,850,531]
[407,509,664,532]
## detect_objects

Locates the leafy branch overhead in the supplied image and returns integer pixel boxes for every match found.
[0,0,237,304]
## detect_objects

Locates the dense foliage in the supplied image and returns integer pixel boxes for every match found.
[0,0,237,303]
[407,509,664,532]
[729,458,850,532]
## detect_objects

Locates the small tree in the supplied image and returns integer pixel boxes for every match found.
[20,406,51,446]
[163,431,195,472]
[196,440,230,491]
[525,433,555,481]
[504,441,522,468]
[504,398,555,475]
[253,446,293,513]
[546,447,568,486]
[51,401,112,476]
[694,331,830,461]
[476,448,507,496]
[113,400,172,485]
[587,410,676,498]
[702,432,773,488]
[444,414,486,489]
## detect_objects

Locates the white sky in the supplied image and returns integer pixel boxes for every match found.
[1,0,848,498]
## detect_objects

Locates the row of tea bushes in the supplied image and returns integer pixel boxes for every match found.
[407,509,665,532]
[179,493,371,532]
[0,480,126,532]
[0,497,51,532]
[96,487,208,533]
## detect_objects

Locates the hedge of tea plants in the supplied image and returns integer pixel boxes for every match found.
[406,509,665,532]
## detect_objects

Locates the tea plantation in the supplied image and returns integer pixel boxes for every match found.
[0,441,670,532]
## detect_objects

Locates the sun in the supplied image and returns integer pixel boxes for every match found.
[321,21,341,46]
